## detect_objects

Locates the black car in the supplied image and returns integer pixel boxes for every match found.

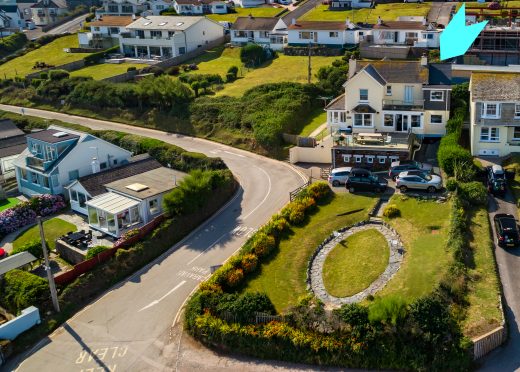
[487,165,507,196]
[494,214,520,248]
[345,168,388,193]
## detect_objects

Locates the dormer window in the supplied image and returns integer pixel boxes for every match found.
[481,103,500,119]
[359,89,368,101]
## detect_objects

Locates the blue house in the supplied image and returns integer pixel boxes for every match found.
[13,125,132,198]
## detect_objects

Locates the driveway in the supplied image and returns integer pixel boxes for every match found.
[478,188,520,371]
[281,0,321,23]
[0,104,306,372]
[427,2,453,26]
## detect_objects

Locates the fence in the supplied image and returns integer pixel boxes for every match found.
[54,215,165,285]
[219,311,284,324]
[289,180,311,201]
[101,69,138,83]
[473,325,507,360]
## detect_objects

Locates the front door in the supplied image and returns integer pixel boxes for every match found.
[394,32,399,43]
[404,86,413,103]
[395,114,409,132]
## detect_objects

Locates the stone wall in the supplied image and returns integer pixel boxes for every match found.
[283,46,343,57]
[56,239,87,265]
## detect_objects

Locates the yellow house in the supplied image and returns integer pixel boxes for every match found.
[469,72,520,157]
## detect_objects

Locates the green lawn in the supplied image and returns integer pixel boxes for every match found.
[184,46,245,79]
[458,1,520,10]
[0,197,19,212]
[0,34,92,79]
[216,54,338,97]
[12,217,76,251]
[300,3,431,23]
[299,109,327,137]
[463,207,502,338]
[323,229,389,298]
[70,63,145,80]
[243,192,377,312]
[377,195,453,302]
[207,6,283,22]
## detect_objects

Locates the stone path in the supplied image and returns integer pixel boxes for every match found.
[309,221,405,307]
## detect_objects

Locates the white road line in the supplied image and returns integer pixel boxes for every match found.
[223,150,245,158]
[243,166,272,220]
[186,231,229,265]
[138,281,186,312]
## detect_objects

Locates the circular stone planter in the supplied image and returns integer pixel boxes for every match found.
[309,221,405,307]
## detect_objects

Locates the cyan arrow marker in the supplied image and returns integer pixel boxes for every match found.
[440,4,488,60]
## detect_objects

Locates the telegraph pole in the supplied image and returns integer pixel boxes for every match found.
[38,216,60,313]
[307,42,312,84]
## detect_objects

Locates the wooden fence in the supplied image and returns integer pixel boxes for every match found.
[289,180,311,201]
[54,215,165,286]
[219,311,284,324]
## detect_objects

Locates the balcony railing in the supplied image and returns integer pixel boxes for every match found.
[382,99,424,111]
[26,155,44,170]
[333,132,411,149]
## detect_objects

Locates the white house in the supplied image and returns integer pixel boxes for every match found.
[119,15,224,59]
[96,0,150,16]
[78,15,137,48]
[85,166,186,237]
[233,0,268,8]
[150,0,173,14]
[172,0,227,15]
[13,125,132,197]
[0,4,25,29]
[0,119,25,181]
[469,72,520,157]
[230,16,287,51]
[30,0,67,26]
[328,0,371,10]
[287,19,369,48]
[371,18,440,48]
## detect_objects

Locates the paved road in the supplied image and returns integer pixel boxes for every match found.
[0,104,307,372]
[25,14,88,40]
[281,0,321,23]
[427,2,453,26]
[478,189,520,371]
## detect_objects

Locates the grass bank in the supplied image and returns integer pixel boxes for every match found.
[70,63,144,80]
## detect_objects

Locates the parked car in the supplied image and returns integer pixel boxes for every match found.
[328,167,352,187]
[0,248,6,260]
[388,160,433,180]
[487,165,507,196]
[396,172,443,193]
[494,214,520,248]
[345,169,388,193]
[404,0,422,3]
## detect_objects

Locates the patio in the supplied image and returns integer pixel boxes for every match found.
[333,132,411,150]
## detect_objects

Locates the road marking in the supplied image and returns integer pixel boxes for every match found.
[223,150,245,158]
[243,166,272,219]
[138,281,186,312]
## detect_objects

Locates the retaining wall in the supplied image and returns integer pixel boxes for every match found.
[473,325,507,360]
[0,307,40,340]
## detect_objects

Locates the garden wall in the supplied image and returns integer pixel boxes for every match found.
[155,36,229,69]
[473,325,506,360]
[0,307,40,341]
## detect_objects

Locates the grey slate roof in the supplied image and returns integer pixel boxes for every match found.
[0,119,24,139]
[76,155,162,197]
[428,63,452,86]
[471,72,520,102]
[356,60,428,84]
[325,94,345,110]
[231,16,279,31]
[26,129,79,144]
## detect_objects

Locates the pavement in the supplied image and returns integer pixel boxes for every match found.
[24,14,88,40]
[281,0,321,24]
[427,2,454,26]
[0,104,307,372]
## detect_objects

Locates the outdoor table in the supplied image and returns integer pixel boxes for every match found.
[357,133,384,144]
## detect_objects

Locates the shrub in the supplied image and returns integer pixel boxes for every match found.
[127,66,137,72]
[458,181,487,206]
[226,73,235,83]
[39,72,48,80]
[241,253,258,273]
[0,269,49,314]
[251,232,276,258]
[240,44,271,67]
[445,178,458,191]
[166,66,180,76]
[217,292,275,322]
[85,245,109,260]
[226,268,244,287]
[306,181,331,201]
[11,239,47,259]
[383,204,400,218]
[48,69,70,81]
[83,45,119,65]
[368,296,407,326]
[288,202,306,225]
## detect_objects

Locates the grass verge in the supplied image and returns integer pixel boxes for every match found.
[12,217,76,251]
[243,192,377,312]
[322,228,389,298]
[298,109,327,137]
[0,197,19,212]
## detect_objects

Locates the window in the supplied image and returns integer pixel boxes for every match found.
[261,31,269,38]
[41,176,49,188]
[340,112,346,122]
[100,162,107,170]
[430,91,444,101]
[354,114,372,127]
[359,89,368,101]
[168,31,175,37]
[299,31,314,40]
[88,207,99,226]
[113,159,118,165]
[342,155,351,162]
[354,155,363,163]
[149,198,160,214]
[151,30,162,38]
[31,172,38,184]
[378,156,386,164]
[130,206,140,223]
[93,26,100,32]
[411,115,421,128]
[70,189,78,201]
[20,168,27,180]
[405,32,418,39]
[179,47,186,55]
[480,127,500,142]
[329,31,339,38]
[513,127,520,140]
[108,4,118,12]
[430,114,443,124]
[78,193,86,208]
[481,103,500,118]
[384,114,394,127]
[366,156,374,164]
[121,5,133,12]
[427,33,434,39]
[386,86,392,96]
[68,169,79,181]
[389,156,399,162]
[515,104,520,119]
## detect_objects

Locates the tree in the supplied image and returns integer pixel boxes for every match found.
[227,65,239,80]
[199,79,209,94]
[191,81,200,97]
[240,44,266,67]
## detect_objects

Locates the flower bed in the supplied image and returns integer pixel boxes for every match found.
[0,195,67,238]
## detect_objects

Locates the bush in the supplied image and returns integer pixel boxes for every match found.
[240,44,271,67]
[445,178,458,191]
[383,204,400,218]
[458,181,487,206]
[85,245,109,260]
[217,292,275,322]
[368,296,407,326]
[166,66,180,76]
[0,270,49,314]
[305,181,331,201]
[226,268,244,287]
[127,66,137,72]
[250,232,276,258]
[241,253,258,273]
[83,45,119,65]
[288,202,306,225]
[11,239,47,259]
[48,69,70,81]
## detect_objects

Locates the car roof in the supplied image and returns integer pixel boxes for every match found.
[495,214,517,228]
[492,164,504,174]
[331,167,352,173]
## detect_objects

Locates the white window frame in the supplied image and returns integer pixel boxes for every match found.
[366,156,374,164]
[515,104,520,119]
[149,198,160,215]
[513,127,520,140]
[342,155,351,162]
[430,91,444,101]
[378,156,386,164]
[353,113,373,127]
[480,127,500,142]
[359,89,368,101]
[299,31,314,40]
[354,155,363,163]
[383,114,394,127]
[386,86,392,96]
[430,114,443,124]
[389,156,399,162]
[481,102,500,119]
[329,31,339,38]
[410,115,421,128]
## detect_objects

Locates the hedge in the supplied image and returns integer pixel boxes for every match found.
[437,114,473,178]
[0,270,49,315]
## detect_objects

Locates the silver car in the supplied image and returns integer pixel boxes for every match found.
[328,167,352,187]
[395,171,442,193]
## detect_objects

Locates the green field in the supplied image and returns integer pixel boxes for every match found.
[185,46,244,78]
[0,34,92,79]
[299,109,327,137]
[0,197,19,212]
[299,3,431,22]
[70,63,145,80]
[378,196,453,302]
[207,6,283,22]
[216,54,338,97]
[243,192,377,312]
[12,217,76,251]
[323,229,389,298]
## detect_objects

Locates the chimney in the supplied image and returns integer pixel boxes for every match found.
[348,57,357,79]
[132,13,136,20]
[420,53,428,67]
[377,16,382,25]
[291,18,296,25]
[91,157,101,174]
[345,17,352,28]
[422,17,427,26]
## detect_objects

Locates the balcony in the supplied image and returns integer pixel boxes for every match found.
[382,99,424,111]
[25,154,54,171]
[333,132,412,150]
